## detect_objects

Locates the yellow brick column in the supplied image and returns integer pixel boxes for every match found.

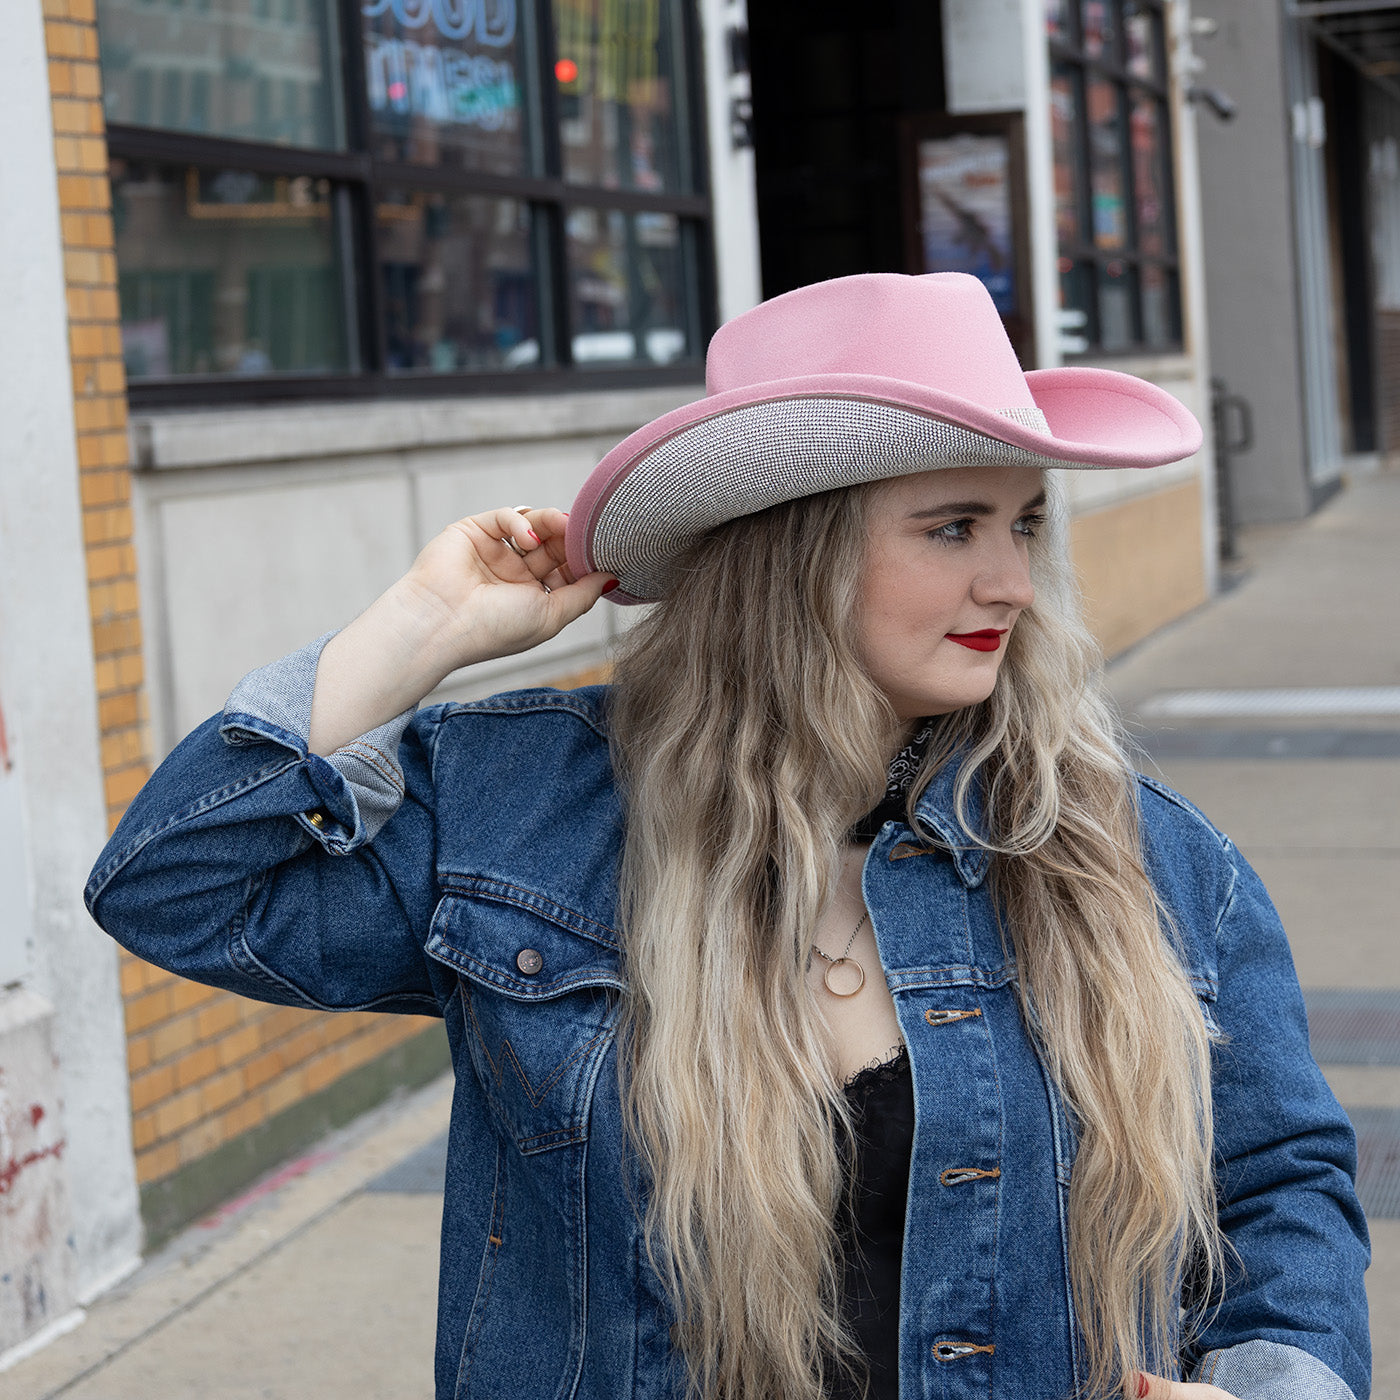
[43,0,441,1221]
[44,0,150,832]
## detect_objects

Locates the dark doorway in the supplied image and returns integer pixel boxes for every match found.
[1320,42,1379,455]
[747,0,947,300]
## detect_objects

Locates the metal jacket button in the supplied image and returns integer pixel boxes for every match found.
[306,810,326,828]
[516,948,543,975]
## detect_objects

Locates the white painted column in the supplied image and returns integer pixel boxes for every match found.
[0,0,142,1363]
[1019,0,1062,372]
[698,0,763,322]
[1169,0,1219,595]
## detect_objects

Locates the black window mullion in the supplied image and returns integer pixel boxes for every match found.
[532,0,565,178]
[676,0,717,348]
[1069,61,1100,346]
[1156,89,1179,258]
[532,0,570,365]
[1112,78,1137,340]
[674,0,703,198]
[105,124,370,181]
[536,202,572,369]
[334,0,386,375]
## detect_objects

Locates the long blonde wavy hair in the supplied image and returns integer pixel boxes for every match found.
[605,473,1222,1400]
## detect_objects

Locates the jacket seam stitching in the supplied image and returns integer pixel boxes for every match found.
[231,874,438,1012]
[337,740,405,793]
[441,694,608,740]
[84,756,304,906]
[440,878,619,946]
[464,987,610,1110]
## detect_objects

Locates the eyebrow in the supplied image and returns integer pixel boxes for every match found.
[905,490,1048,522]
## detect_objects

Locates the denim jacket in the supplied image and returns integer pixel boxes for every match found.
[85,634,1371,1400]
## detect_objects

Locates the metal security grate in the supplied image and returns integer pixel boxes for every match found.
[1306,988,1400,1067]
[1140,687,1400,719]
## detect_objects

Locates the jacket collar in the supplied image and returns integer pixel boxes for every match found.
[906,755,993,889]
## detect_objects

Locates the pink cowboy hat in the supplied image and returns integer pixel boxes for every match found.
[565,271,1202,604]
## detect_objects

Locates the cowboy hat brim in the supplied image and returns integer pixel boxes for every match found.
[566,366,1203,604]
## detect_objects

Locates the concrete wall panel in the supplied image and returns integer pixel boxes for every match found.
[156,476,415,739]
[1194,2,1312,521]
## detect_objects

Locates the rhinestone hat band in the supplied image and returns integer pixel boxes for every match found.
[590,400,1061,601]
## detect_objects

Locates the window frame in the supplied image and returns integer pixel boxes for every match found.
[1048,0,1182,357]
[106,0,717,408]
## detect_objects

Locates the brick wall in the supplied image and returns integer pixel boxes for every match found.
[45,0,435,1210]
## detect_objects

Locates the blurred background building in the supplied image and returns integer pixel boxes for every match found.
[1,0,1395,1363]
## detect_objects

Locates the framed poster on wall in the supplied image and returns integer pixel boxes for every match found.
[900,112,1034,365]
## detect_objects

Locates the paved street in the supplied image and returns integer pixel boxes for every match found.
[4,469,1398,1400]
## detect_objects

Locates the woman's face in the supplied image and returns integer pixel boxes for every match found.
[858,464,1045,723]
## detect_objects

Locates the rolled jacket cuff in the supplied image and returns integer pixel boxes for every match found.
[219,630,418,850]
[1191,1340,1358,1400]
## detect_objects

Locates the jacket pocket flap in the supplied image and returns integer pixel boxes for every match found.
[426,881,624,1000]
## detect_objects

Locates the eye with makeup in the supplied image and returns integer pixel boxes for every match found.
[926,511,1046,545]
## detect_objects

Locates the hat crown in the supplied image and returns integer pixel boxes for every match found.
[705,272,1036,413]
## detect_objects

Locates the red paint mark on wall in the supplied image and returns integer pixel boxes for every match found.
[29,1104,45,1128]
[0,1139,66,1195]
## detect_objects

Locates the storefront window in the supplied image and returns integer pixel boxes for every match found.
[377,191,536,370]
[97,0,345,149]
[1123,0,1163,82]
[111,159,351,377]
[363,0,532,175]
[564,208,694,363]
[553,0,687,192]
[96,0,709,398]
[1048,0,1179,355]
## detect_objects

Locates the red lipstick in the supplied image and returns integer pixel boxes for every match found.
[946,629,1008,652]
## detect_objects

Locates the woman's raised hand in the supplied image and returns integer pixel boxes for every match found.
[1128,1372,1239,1400]
[398,506,616,672]
[307,506,616,756]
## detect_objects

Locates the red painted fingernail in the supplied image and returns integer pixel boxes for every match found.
[602,579,620,594]
[1136,1373,1149,1399]
[527,529,541,544]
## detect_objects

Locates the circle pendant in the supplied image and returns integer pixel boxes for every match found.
[822,957,865,998]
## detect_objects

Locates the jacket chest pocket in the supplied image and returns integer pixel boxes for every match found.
[426,886,625,1155]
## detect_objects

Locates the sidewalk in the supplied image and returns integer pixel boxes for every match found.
[1111,466,1400,1398]
[4,471,1398,1400]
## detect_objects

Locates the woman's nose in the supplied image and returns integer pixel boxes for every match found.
[971,540,1035,610]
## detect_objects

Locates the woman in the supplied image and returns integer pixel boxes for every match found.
[86,274,1369,1400]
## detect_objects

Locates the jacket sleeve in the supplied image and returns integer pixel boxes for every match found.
[1182,838,1371,1399]
[84,632,444,1016]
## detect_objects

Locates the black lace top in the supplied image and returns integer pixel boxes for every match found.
[830,1044,914,1400]
[824,720,930,1396]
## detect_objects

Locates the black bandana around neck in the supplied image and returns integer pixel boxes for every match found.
[847,720,936,842]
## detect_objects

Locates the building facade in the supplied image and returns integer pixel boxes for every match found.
[1,0,1220,1362]
[1194,0,1400,528]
